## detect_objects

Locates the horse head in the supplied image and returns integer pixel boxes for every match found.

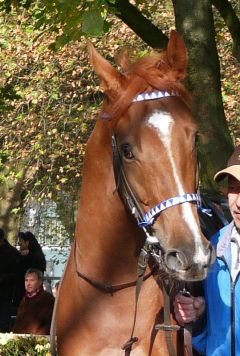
[87,31,215,282]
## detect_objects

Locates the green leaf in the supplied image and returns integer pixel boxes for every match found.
[11,207,21,215]
[82,9,104,36]
[15,169,24,179]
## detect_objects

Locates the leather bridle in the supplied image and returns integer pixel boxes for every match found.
[110,90,201,356]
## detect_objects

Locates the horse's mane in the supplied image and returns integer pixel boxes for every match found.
[100,50,191,122]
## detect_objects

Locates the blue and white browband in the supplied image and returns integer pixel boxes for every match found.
[133,90,179,103]
[139,193,200,227]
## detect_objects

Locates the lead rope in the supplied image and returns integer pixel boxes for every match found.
[122,244,151,355]
[179,285,193,356]
[155,279,180,356]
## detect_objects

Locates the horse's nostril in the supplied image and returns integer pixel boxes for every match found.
[164,249,189,272]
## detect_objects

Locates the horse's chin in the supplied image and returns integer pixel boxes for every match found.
[170,266,209,282]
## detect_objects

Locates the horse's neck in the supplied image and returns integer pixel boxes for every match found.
[74,121,145,280]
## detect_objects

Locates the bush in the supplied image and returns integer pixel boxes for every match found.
[0,334,52,356]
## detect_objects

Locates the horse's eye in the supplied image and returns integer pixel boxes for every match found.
[121,144,134,160]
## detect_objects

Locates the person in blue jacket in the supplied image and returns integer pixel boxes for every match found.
[174,145,240,356]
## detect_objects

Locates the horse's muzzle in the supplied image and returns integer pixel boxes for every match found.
[164,243,215,281]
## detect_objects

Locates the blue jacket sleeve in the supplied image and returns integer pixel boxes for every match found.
[192,329,207,355]
[192,312,207,354]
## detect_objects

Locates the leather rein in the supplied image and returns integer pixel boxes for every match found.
[73,238,158,294]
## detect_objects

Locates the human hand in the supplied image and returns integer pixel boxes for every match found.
[173,293,205,326]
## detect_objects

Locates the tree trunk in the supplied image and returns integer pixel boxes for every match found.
[212,0,240,61]
[172,0,233,189]
[0,178,23,244]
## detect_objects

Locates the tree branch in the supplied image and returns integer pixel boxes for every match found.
[211,0,240,61]
[107,0,168,49]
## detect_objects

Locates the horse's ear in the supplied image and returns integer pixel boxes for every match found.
[87,40,122,95]
[166,30,188,79]
[115,46,131,71]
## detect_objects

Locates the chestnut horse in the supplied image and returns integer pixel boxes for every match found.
[54,31,214,355]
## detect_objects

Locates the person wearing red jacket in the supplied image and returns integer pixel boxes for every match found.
[13,268,55,335]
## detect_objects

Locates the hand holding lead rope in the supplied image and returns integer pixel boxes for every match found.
[177,288,194,356]
[174,289,205,325]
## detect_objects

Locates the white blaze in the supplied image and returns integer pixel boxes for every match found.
[147,111,206,264]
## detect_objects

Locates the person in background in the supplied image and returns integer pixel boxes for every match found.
[19,231,46,272]
[174,145,240,356]
[16,231,47,305]
[12,268,55,335]
[0,228,20,332]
